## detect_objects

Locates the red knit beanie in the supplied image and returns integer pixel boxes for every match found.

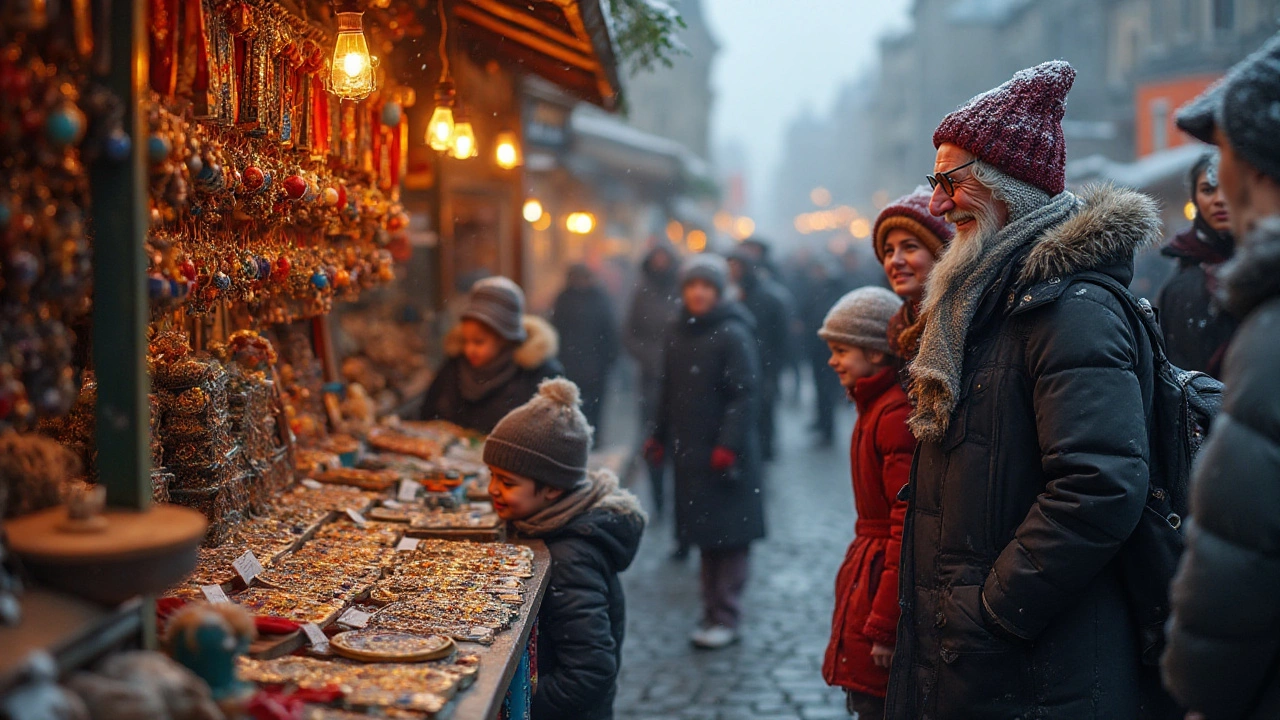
[933,60,1076,196]
[873,188,956,263]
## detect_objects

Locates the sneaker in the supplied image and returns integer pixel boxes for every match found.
[690,624,739,650]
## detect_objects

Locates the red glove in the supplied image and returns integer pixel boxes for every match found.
[710,446,737,472]
[643,438,665,465]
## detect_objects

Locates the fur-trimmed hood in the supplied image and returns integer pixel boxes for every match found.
[1220,216,1280,318]
[1017,184,1163,286]
[445,314,559,369]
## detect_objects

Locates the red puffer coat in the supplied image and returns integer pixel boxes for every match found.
[822,366,915,696]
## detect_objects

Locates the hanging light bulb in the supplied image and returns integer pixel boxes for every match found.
[427,81,455,151]
[494,131,522,170]
[328,9,376,101]
[448,104,476,159]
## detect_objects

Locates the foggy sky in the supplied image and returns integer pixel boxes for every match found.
[703,0,912,233]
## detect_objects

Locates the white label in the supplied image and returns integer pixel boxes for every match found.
[232,551,264,584]
[338,608,371,628]
[301,478,323,490]
[345,509,367,526]
[382,499,402,509]
[302,622,328,646]
[395,537,420,552]
[398,479,420,502]
[201,584,229,603]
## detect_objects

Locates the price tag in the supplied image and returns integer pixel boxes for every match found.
[201,585,229,603]
[398,479,420,503]
[338,608,371,628]
[301,622,329,647]
[395,537,420,552]
[301,478,323,490]
[345,509,367,527]
[232,551,264,584]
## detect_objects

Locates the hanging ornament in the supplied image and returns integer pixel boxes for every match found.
[242,166,266,193]
[179,259,197,281]
[327,8,377,101]
[148,134,172,164]
[212,272,231,290]
[45,100,87,147]
[272,256,291,282]
[310,269,330,290]
[321,187,340,206]
[381,100,402,127]
[283,174,307,200]
[105,130,132,161]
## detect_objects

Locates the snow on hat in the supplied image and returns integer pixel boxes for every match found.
[1176,32,1280,183]
[933,60,1076,196]
[463,276,527,342]
[818,286,903,357]
[873,187,956,263]
[679,253,728,295]
[484,378,592,490]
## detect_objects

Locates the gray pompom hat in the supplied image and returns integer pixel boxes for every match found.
[483,378,593,490]
[817,286,903,357]
[463,277,527,342]
[679,254,729,295]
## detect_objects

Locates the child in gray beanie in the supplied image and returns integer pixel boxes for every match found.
[817,286,918,717]
[484,378,646,720]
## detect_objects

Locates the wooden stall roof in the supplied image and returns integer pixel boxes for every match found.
[455,0,621,110]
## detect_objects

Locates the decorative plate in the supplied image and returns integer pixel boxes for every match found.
[330,629,456,662]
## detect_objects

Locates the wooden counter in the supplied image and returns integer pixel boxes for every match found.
[448,539,550,720]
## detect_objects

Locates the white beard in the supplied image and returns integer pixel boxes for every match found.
[921,203,1003,314]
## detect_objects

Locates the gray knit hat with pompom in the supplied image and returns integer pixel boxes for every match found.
[818,286,903,357]
[483,378,593,489]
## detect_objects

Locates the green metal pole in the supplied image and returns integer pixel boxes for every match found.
[90,0,150,512]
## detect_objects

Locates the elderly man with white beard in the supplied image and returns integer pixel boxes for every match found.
[884,61,1177,719]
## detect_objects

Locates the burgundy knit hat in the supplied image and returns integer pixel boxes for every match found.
[873,187,956,263]
[933,60,1076,196]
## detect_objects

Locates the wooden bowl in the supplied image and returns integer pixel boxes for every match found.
[7,504,208,605]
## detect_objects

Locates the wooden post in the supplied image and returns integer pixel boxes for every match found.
[90,0,150,512]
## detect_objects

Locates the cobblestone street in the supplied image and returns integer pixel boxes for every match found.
[610,388,858,720]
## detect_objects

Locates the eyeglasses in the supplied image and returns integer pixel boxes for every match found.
[926,159,977,197]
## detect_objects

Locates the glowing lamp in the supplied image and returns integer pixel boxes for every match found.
[328,11,376,101]
[449,118,476,159]
[427,82,456,152]
[566,212,596,235]
[688,230,708,253]
[523,199,544,223]
[495,131,522,169]
[1184,201,1196,222]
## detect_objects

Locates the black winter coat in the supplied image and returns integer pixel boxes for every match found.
[624,249,682,381]
[552,284,619,394]
[887,187,1163,720]
[1155,227,1237,378]
[738,265,796,379]
[533,505,644,720]
[1162,219,1280,720]
[654,302,766,548]
[419,316,563,434]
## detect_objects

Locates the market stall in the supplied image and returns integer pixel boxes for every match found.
[0,0,626,718]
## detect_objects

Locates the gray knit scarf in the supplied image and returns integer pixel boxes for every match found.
[458,346,518,402]
[512,469,648,537]
[909,188,1081,442]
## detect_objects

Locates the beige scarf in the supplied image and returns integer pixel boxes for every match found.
[512,469,647,537]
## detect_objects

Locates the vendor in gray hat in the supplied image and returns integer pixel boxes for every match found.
[420,276,564,433]
[1161,31,1280,720]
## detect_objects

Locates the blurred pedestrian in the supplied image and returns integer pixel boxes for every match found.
[645,254,765,650]
[887,61,1167,719]
[818,287,914,719]
[420,277,563,434]
[624,243,682,518]
[552,264,619,444]
[1155,150,1237,378]
[1161,34,1280,720]
[729,245,797,461]
[800,254,851,447]
[873,187,955,372]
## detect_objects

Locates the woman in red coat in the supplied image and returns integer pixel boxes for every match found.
[818,286,916,718]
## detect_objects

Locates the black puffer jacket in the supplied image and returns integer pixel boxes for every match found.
[1162,219,1280,720]
[653,301,765,548]
[733,253,795,379]
[533,504,645,720]
[886,186,1163,719]
[419,316,563,433]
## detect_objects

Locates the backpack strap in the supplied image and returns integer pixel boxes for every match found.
[1070,270,1170,367]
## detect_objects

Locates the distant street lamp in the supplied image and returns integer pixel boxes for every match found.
[523,199,544,223]
[495,132,522,170]
[566,212,596,235]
